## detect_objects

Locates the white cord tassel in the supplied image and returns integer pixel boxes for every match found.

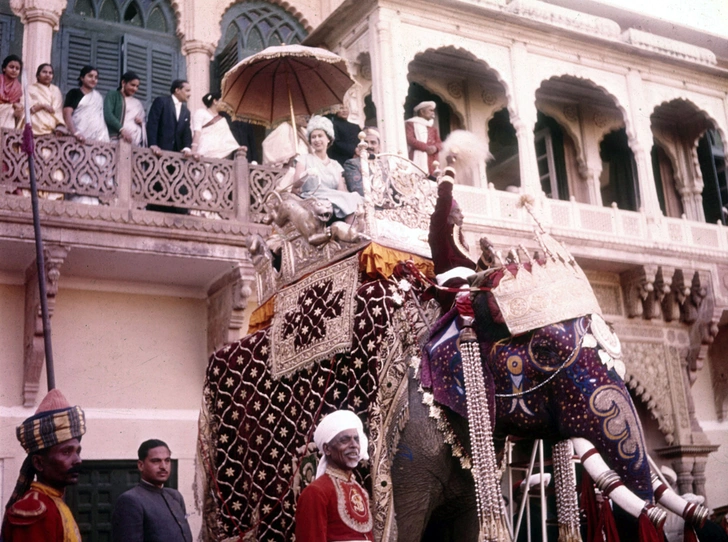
[552,440,582,542]
[459,320,510,542]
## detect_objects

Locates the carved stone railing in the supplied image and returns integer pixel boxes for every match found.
[0,128,285,223]
[454,184,728,256]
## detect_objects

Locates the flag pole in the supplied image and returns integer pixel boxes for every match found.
[21,70,55,391]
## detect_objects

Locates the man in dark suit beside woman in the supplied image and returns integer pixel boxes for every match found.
[147,79,193,156]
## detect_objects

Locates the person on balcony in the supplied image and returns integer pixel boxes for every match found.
[405,100,442,176]
[262,114,310,165]
[0,54,23,130]
[326,103,361,167]
[63,65,110,144]
[24,64,66,136]
[191,92,245,160]
[343,127,387,198]
[104,71,145,146]
[292,115,362,224]
[146,79,192,157]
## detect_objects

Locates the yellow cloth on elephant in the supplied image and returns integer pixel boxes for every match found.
[248,296,275,334]
[247,242,434,334]
[359,242,434,280]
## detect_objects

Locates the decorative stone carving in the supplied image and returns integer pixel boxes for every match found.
[481,90,497,105]
[622,341,679,444]
[655,445,721,499]
[621,29,717,67]
[620,265,657,319]
[680,271,707,325]
[10,0,64,29]
[664,269,691,323]
[506,0,621,40]
[207,265,255,354]
[593,111,608,128]
[562,105,578,122]
[447,80,464,99]
[22,244,69,406]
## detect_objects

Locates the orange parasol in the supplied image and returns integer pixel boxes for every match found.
[220,44,355,128]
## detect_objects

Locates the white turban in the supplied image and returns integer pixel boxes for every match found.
[313,410,369,479]
[414,100,436,113]
[306,115,335,142]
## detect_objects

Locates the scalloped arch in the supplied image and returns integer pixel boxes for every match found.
[650,97,725,153]
[535,73,633,150]
[216,0,313,38]
[161,0,183,37]
[407,46,514,121]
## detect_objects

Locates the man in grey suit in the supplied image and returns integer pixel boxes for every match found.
[112,439,193,542]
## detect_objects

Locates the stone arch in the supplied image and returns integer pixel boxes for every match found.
[406,46,512,140]
[406,45,514,119]
[650,98,724,221]
[215,0,313,38]
[650,98,721,150]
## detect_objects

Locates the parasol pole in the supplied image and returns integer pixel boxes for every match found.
[288,82,298,155]
[21,71,56,391]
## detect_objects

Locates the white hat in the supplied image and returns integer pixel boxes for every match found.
[414,100,436,113]
[313,410,369,479]
[306,115,334,142]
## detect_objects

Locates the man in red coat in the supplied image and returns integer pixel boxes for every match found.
[405,100,442,175]
[2,389,86,542]
[295,410,374,542]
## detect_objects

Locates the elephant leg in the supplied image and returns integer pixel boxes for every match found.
[392,371,478,542]
[650,463,710,528]
[572,437,667,528]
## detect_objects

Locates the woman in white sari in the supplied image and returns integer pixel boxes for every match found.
[191,92,243,159]
[103,71,145,146]
[25,63,66,136]
[63,65,109,144]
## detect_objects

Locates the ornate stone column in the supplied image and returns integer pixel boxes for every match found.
[368,8,409,156]
[10,0,66,78]
[508,42,539,195]
[625,69,663,220]
[182,40,216,114]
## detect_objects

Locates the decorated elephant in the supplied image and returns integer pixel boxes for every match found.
[196,235,708,541]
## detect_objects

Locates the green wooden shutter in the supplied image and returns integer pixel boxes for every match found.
[60,29,121,95]
[122,34,150,102]
[63,30,93,91]
[151,47,176,102]
[0,14,15,62]
[122,34,177,110]
[95,37,121,94]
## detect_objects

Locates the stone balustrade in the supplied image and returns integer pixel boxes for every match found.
[0,128,284,223]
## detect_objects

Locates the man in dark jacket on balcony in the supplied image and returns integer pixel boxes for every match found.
[147,80,192,156]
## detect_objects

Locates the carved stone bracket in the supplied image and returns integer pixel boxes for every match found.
[655,444,720,503]
[620,265,658,319]
[22,244,69,406]
[206,265,255,355]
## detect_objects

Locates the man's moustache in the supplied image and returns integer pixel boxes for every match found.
[67,466,83,475]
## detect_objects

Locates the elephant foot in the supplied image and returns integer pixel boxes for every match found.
[651,472,710,528]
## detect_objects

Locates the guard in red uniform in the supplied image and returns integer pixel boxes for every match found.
[295,410,374,542]
[2,389,86,542]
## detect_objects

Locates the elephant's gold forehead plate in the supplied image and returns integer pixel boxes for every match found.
[491,228,602,335]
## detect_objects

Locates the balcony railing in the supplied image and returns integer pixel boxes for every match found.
[454,184,728,255]
[2,128,726,257]
[0,128,284,223]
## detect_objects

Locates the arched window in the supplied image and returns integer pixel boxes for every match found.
[600,128,639,212]
[698,130,727,225]
[55,0,182,110]
[213,1,307,90]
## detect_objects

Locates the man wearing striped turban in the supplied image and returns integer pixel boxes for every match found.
[294,410,374,542]
[2,389,86,542]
